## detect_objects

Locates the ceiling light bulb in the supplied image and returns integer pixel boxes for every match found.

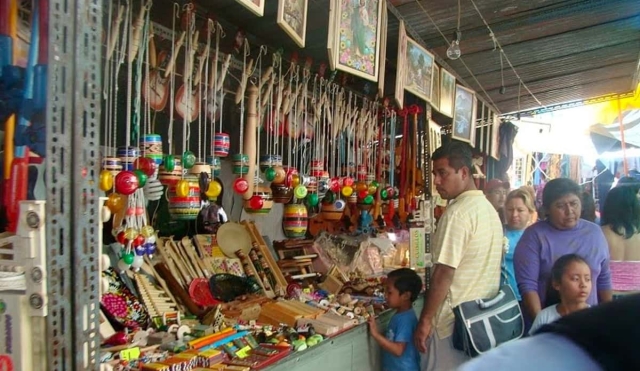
[447,40,461,60]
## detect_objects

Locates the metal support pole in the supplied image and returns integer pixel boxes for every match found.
[46,0,103,369]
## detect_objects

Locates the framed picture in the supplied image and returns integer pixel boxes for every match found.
[404,37,435,103]
[327,0,337,70]
[377,3,388,98]
[490,112,500,160]
[439,68,455,117]
[236,0,264,17]
[331,0,384,82]
[452,84,477,145]
[394,20,407,109]
[277,0,308,48]
[431,64,440,112]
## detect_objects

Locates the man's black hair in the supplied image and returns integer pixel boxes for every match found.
[431,140,473,172]
[387,268,423,302]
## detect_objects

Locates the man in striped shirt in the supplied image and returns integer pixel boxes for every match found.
[414,141,504,370]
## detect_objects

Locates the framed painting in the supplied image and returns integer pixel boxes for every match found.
[404,36,435,103]
[331,0,384,82]
[439,68,455,117]
[377,3,388,98]
[490,112,500,160]
[236,0,264,17]
[277,0,308,48]
[431,64,440,112]
[394,20,406,109]
[452,84,477,146]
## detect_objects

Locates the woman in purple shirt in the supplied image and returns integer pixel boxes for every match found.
[514,178,613,326]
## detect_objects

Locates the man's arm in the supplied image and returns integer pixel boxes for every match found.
[414,264,455,353]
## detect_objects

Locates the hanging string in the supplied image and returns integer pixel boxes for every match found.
[167,3,179,154]
[203,20,212,161]
[132,8,150,148]
[103,2,113,156]
[255,45,267,183]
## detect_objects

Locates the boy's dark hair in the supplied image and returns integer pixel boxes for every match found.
[387,268,423,302]
[431,140,473,172]
[545,254,589,307]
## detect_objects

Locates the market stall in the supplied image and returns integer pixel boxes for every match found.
[0,0,510,370]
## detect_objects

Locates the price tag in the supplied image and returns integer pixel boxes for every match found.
[119,347,141,361]
[235,346,252,359]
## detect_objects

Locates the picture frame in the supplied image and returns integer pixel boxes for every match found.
[431,64,440,112]
[439,68,455,117]
[277,0,308,48]
[377,3,388,98]
[331,0,384,82]
[490,112,500,160]
[236,0,264,17]
[452,84,477,146]
[394,20,407,109]
[403,36,435,103]
[327,0,337,71]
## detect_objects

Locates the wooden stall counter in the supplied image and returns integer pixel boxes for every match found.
[263,297,424,371]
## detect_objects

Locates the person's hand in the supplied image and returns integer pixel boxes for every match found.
[368,315,378,335]
[414,318,433,353]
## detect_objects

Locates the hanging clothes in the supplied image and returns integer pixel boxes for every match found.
[495,121,518,179]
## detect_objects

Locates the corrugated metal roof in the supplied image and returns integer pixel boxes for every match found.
[149,0,640,114]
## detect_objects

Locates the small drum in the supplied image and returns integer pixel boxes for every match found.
[232,154,250,175]
[213,133,230,157]
[271,182,293,204]
[140,134,163,165]
[102,157,122,178]
[321,199,346,221]
[158,157,183,186]
[206,156,221,177]
[167,174,201,220]
[282,203,308,238]
[117,146,139,171]
[259,154,282,173]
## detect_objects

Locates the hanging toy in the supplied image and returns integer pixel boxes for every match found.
[99,170,114,192]
[102,157,123,178]
[232,153,250,175]
[205,179,222,200]
[182,150,196,169]
[115,171,139,195]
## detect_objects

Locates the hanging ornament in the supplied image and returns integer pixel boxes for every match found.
[134,157,156,177]
[233,178,249,194]
[164,154,176,171]
[323,190,336,204]
[380,188,389,200]
[121,251,135,265]
[232,154,250,175]
[341,186,354,197]
[294,185,308,199]
[145,243,157,256]
[329,178,341,193]
[106,193,126,212]
[265,167,276,182]
[357,190,368,200]
[99,170,114,192]
[115,171,139,195]
[307,193,319,207]
[206,180,222,199]
[343,177,354,187]
[116,230,127,245]
[175,179,190,197]
[248,195,264,210]
[355,181,367,193]
[364,195,374,205]
[134,169,148,188]
[368,181,378,195]
[291,174,301,188]
[182,150,196,169]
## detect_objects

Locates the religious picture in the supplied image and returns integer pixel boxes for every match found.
[277,0,308,48]
[394,20,406,108]
[236,0,264,17]
[452,84,477,145]
[439,68,455,117]
[431,65,440,111]
[404,37,434,103]
[332,0,384,82]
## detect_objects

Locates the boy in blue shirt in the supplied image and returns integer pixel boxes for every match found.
[368,268,422,371]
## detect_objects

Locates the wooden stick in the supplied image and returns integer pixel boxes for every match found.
[241,84,259,200]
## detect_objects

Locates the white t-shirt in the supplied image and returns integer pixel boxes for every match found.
[529,304,561,335]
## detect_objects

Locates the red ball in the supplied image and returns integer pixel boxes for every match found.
[135,157,156,177]
[357,190,369,200]
[116,231,127,245]
[115,171,139,195]
[249,195,264,210]
[133,234,145,247]
[233,178,249,194]
[330,177,341,193]
[343,177,354,187]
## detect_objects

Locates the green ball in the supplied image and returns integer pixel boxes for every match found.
[265,167,276,181]
[307,193,319,207]
[122,252,135,265]
[134,169,148,188]
[182,151,196,169]
[323,190,336,204]
[364,195,374,204]
[380,189,388,200]
[164,154,175,171]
